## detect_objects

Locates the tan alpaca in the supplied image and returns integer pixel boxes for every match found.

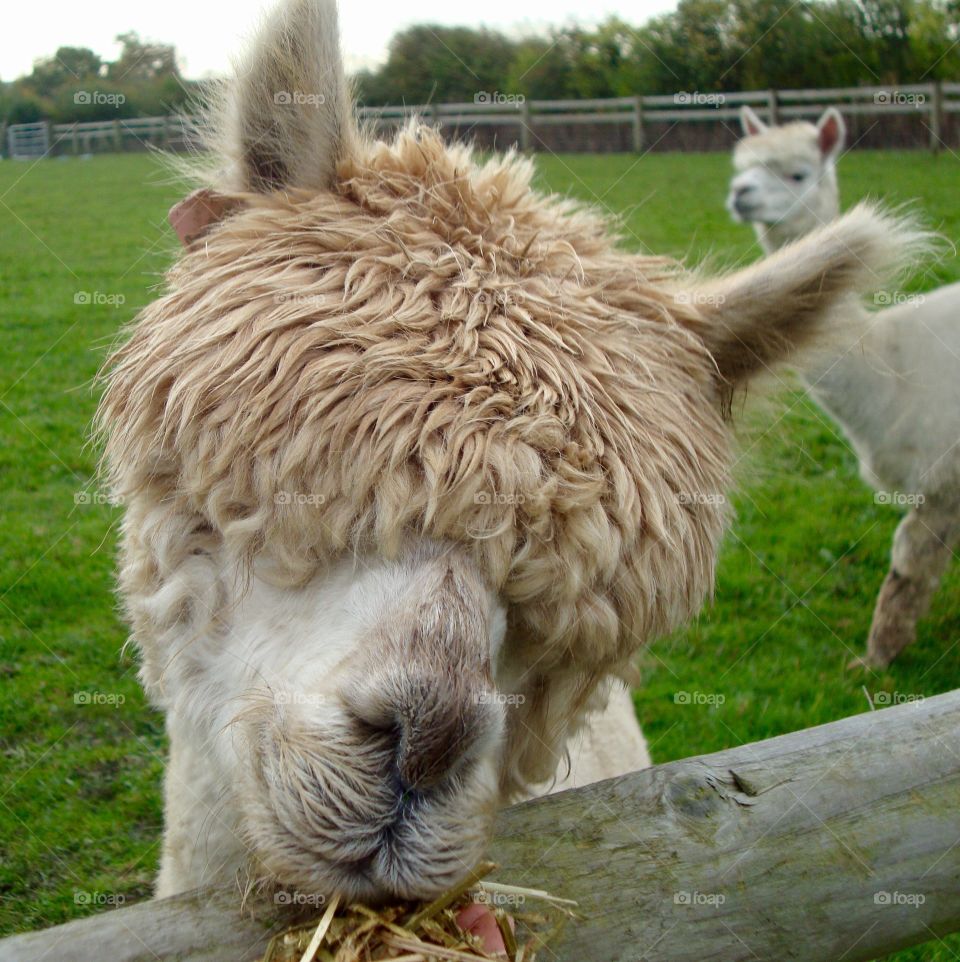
[729,105,960,667]
[97,0,925,901]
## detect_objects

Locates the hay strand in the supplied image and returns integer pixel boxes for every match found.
[255,864,575,962]
[298,895,341,962]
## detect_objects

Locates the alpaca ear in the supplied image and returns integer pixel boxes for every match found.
[206,0,356,193]
[740,105,768,137]
[817,108,845,158]
[682,204,927,391]
[169,189,243,246]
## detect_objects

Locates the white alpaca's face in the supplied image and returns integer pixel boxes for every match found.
[161,543,509,901]
[727,134,826,225]
[726,109,845,236]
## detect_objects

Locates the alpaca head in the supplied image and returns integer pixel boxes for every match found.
[99,0,922,903]
[728,105,846,251]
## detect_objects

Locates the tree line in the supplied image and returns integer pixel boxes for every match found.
[0,34,195,125]
[3,0,959,125]
[355,0,960,105]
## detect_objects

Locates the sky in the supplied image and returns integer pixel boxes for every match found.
[2,0,679,82]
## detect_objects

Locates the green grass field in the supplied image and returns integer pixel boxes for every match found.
[1,149,959,958]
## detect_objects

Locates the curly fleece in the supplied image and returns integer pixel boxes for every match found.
[98,126,730,787]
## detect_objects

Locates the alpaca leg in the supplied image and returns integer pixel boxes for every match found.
[863,501,960,668]
[155,717,245,898]
[546,683,650,795]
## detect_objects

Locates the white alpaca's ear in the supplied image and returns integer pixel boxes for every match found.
[817,108,845,159]
[205,0,356,193]
[740,105,768,137]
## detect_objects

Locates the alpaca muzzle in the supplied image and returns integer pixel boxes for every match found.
[242,692,500,900]
[728,179,764,222]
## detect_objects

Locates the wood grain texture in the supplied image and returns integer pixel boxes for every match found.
[3,692,959,962]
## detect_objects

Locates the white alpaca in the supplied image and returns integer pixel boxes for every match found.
[95,0,924,907]
[728,105,960,667]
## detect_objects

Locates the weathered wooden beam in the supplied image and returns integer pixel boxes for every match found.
[3,691,960,962]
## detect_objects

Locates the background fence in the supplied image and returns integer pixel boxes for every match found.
[3,82,958,159]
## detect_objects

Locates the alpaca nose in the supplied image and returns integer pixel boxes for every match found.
[393,678,491,789]
[731,183,760,217]
[344,671,501,791]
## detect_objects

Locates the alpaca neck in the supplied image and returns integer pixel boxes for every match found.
[799,333,901,493]
[795,310,883,452]
[801,335,880,431]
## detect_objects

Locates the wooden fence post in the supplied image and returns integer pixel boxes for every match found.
[520,98,533,152]
[767,88,780,125]
[929,80,943,154]
[632,95,645,153]
[112,119,122,153]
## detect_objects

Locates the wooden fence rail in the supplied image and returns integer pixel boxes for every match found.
[3,80,956,158]
[3,689,959,962]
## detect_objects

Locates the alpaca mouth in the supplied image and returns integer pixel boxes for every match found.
[257,801,490,902]
[335,788,492,898]
[732,198,763,220]
[246,740,495,900]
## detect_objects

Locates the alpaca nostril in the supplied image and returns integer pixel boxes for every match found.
[735,185,753,200]
[394,696,482,790]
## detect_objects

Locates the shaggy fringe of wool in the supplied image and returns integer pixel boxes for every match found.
[97,124,733,790]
